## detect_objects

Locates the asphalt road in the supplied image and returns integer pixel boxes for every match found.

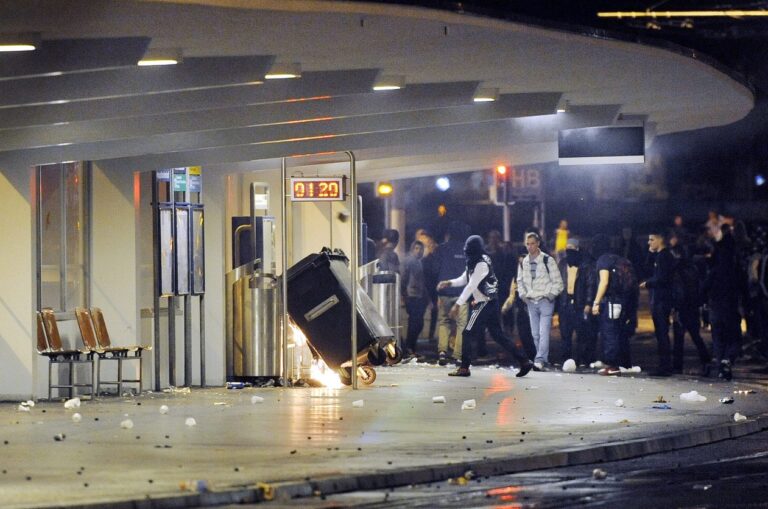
[250,429,768,508]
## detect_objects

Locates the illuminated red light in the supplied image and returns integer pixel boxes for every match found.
[496,165,508,175]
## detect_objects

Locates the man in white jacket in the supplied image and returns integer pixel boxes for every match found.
[517,232,564,370]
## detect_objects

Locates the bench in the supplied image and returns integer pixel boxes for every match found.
[37,310,95,400]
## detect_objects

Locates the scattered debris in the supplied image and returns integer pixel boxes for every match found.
[614,399,625,407]
[21,400,35,408]
[733,390,756,395]
[651,404,672,410]
[432,396,446,404]
[17,405,30,412]
[590,361,605,369]
[734,413,747,422]
[226,382,250,390]
[653,396,667,403]
[592,468,607,480]
[71,413,82,423]
[163,386,191,394]
[461,399,477,410]
[185,417,197,427]
[352,400,364,408]
[159,405,170,414]
[251,396,264,404]
[619,419,630,424]
[64,398,81,410]
[464,470,475,480]
[447,477,468,485]
[120,419,134,429]
[693,484,712,491]
[619,366,642,374]
[213,402,228,406]
[53,433,66,442]
[719,397,734,404]
[179,479,209,492]
[562,359,576,372]
[680,391,707,403]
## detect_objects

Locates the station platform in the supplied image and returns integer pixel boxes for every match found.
[2,353,767,508]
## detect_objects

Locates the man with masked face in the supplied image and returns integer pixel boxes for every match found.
[557,238,598,367]
[437,235,534,377]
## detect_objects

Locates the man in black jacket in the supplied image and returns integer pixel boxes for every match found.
[557,238,597,367]
[640,231,675,376]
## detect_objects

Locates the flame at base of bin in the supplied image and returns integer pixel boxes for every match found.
[288,320,343,389]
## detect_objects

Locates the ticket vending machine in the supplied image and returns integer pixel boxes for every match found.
[225,183,282,383]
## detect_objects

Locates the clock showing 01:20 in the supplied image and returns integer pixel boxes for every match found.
[290,177,345,201]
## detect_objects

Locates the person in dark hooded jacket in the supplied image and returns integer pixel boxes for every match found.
[437,235,534,377]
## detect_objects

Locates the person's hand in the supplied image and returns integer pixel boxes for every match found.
[591,302,600,316]
[449,304,460,320]
[501,298,513,314]
[639,281,647,289]
[584,305,591,315]
[437,281,451,291]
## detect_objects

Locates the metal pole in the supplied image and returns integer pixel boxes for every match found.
[199,294,206,387]
[280,158,289,384]
[151,172,162,392]
[168,296,175,386]
[184,294,192,386]
[346,151,358,390]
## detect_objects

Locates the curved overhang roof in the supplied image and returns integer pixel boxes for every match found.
[0,0,754,180]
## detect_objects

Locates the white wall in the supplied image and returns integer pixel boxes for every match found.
[0,166,36,400]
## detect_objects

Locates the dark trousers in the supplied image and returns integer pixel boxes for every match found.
[559,301,598,365]
[461,300,529,369]
[651,302,673,371]
[503,302,536,361]
[599,304,626,367]
[710,302,741,364]
[672,304,711,370]
[405,297,428,353]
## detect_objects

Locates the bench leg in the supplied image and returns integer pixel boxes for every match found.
[95,357,101,397]
[68,360,74,399]
[48,361,53,401]
[117,357,123,396]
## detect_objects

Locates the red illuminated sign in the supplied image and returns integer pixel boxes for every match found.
[290,177,345,201]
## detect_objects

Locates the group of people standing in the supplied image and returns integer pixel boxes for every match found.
[380,212,768,381]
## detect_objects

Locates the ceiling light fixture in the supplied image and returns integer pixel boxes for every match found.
[265,62,302,79]
[473,87,499,103]
[598,10,768,19]
[373,75,405,91]
[0,32,40,52]
[138,48,182,66]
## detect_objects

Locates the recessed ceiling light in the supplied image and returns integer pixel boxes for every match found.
[265,62,301,79]
[473,87,499,102]
[373,75,405,91]
[138,48,182,66]
[0,32,40,52]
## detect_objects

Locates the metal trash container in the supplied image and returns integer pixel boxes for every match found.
[370,270,401,349]
[226,265,283,381]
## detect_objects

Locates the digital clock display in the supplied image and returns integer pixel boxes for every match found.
[290,177,345,201]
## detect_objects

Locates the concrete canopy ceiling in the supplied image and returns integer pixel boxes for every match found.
[0,0,753,181]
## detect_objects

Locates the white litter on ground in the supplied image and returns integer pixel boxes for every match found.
[63,397,81,409]
[592,468,607,480]
[461,399,477,410]
[120,419,134,429]
[17,404,30,412]
[71,413,82,423]
[163,386,191,394]
[679,390,707,402]
[185,417,197,427]
[24,400,35,407]
[614,399,625,407]
[734,412,747,422]
[590,361,605,369]
[562,359,577,372]
[251,396,264,404]
[352,400,364,408]
[619,366,642,374]
[213,402,228,406]
[432,396,446,404]
[159,405,169,414]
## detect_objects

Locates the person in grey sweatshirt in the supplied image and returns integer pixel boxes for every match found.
[517,232,564,370]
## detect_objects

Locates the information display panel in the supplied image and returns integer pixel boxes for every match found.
[290,177,344,201]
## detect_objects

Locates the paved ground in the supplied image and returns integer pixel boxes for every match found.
[2,352,767,508]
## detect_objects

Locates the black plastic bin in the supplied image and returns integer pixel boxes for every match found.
[286,249,401,385]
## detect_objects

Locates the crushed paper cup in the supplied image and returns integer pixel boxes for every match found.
[352,400,364,408]
[71,413,82,423]
[159,405,170,414]
[251,396,264,404]
[562,359,577,372]
[120,419,134,429]
[461,399,477,410]
[734,412,747,422]
[432,396,446,404]
[17,404,30,412]
[64,397,81,410]
[185,417,197,427]
[615,399,625,407]
[679,390,707,402]
[592,468,607,480]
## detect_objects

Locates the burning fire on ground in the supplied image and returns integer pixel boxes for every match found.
[288,320,343,389]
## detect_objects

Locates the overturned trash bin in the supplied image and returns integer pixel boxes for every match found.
[286,248,401,386]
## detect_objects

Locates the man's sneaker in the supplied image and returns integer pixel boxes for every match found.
[448,367,470,377]
[516,361,534,378]
[438,351,448,366]
[718,360,733,381]
[532,362,544,372]
[598,366,621,376]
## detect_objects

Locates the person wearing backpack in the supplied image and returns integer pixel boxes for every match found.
[517,231,564,370]
[640,231,675,377]
[591,234,637,376]
[557,238,598,367]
